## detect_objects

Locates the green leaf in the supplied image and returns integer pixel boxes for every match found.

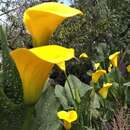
[0,25,23,103]
[126,87,130,104]
[123,82,130,105]
[110,82,119,98]
[64,77,76,106]
[90,109,100,119]
[34,86,61,130]
[67,75,91,97]
[92,93,100,109]
[55,84,69,109]
[0,70,3,86]
[64,74,92,105]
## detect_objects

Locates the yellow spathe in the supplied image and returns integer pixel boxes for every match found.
[108,63,112,72]
[79,53,88,59]
[109,51,120,67]
[30,45,74,64]
[94,63,100,70]
[127,65,130,72]
[57,110,77,129]
[98,83,112,98]
[92,70,106,83]
[10,45,74,104]
[57,110,77,123]
[23,2,83,46]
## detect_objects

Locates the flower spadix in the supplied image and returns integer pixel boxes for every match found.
[98,83,112,98]
[10,45,74,105]
[23,2,83,46]
[92,70,106,83]
[57,110,77,130]
[109,51,120,67]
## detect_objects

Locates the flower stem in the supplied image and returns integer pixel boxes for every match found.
[64,71,77,110]
[21,105,34,130]
[64,72,75,99]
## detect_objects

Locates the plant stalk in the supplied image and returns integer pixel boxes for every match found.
[64,71,78,110]
[21,105,34,130]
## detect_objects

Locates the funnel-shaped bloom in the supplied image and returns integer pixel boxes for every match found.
[94,63,100,70]
[98,83,112,98]
[57,110,77,130]
[10,45,74,104]
[109,51,120,67]
[92,70,106,83]
[23,2,83,46]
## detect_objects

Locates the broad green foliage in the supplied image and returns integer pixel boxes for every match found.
[123,82,130,104]
[0,26,23,103]
[55,74,92,109]
[55,74,104,129]
[34,86,61,130]
[55,84,69,109]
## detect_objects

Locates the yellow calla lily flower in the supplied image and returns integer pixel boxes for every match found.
[98,83,112,98]
[23,2,83,46]
[10,45,74,104]
[92,70,106,83]
[109,51,120,67]
[108,63,112,72]
[57,110,77,130]
[79,53,88,59]
[94,63,100,70]
[127,65,130,72]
